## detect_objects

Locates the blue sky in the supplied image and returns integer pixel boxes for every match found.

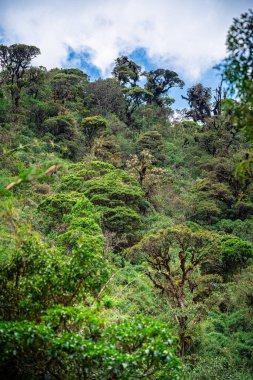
[0,0,252,109]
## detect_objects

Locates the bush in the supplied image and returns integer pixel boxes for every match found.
[0,310,182,379]
[42,115,83,158]
[136,130,166,165]
[60,161,146,245]
[81,116,107,147]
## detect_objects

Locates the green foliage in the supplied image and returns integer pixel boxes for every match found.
[0,201,107,319]
[123,87,153,121]
[42,115,83,158]
[187,310,253,380]
[24,65,47,99]
[235,155,253,187]
[134,226,223,354]
[219,9,253,140]
[222,9,253,102]
[0,162,61,194]
[38,191,100,232]
[112,56,142,87]
[0,90,9,123]
[0,16,253,378]
[0,191,107,320]
[0,310,182,379]
[136,130,166,164]
[201,233,253,280]
[219,234,253,277]
[190,198,221,224]
[182,83,212,122]
[189,156,253,224]
[230,265,253,310]
[26,97,60,132]
[51,70,88,105]
[43,115,76,136]
[60,161,145,245]
[81,115,107,147]
[91,134,123,167]
[144,69,184,107]
[86,78,127,119]
[0,44,41,108]
[215,218,253,242]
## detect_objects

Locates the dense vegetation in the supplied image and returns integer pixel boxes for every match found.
[0,9,252,380]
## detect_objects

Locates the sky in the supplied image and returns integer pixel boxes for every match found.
[0,0,252,108]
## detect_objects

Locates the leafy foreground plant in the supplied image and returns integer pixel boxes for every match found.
[0,307,182,379]
[0,195,183,379]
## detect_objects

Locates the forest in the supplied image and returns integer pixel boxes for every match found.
[0,8,252,380]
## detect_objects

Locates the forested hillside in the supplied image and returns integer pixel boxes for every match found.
[0,9,252,380]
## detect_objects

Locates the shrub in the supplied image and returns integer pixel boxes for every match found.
[81,116,107,147]
[60,161,146,245]
[0,310,182,379]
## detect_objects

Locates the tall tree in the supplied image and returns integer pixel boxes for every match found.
[144,69,184,106]
[24,65,47,99]
[220,9,253,140]
[0,44,41,109]
[182,83,212,122]
[85,78,127,119]
[135,226,221,355]
[112,56,142,87]
[222,9,253,103]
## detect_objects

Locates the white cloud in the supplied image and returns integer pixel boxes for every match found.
[0,0,251,80]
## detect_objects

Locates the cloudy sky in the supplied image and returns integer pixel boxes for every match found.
[0,0,252,106]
